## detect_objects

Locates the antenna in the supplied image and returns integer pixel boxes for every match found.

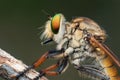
[41,10,52,20]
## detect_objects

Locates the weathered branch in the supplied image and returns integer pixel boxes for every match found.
[0,48,48,80]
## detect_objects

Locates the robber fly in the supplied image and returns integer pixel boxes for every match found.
[14,13,120,80]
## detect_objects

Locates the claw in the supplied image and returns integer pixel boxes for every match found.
[15,66,33,79]
[33,71,45,80]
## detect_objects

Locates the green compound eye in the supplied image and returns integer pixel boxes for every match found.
[51,14,61,34]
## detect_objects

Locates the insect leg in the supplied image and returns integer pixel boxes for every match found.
[42,57,69,76]
[14,49,63,79]
[55,57,69,74]
[34,58,69,79]
[52,47,74,59]
[32,48,65,68]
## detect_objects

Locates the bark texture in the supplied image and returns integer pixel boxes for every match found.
[0,49,48,80]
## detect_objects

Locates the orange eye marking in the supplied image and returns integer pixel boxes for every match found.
[51,14,61,34]
[52,14,60,30]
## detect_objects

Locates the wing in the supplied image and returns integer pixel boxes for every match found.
[72,54,108,79]
[89,36,120,67]
[74,64,109,80]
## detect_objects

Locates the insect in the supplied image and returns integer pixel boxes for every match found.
[15,13,120,80]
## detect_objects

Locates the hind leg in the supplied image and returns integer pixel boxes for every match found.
[34,57,69,80]
[13,49,64,79]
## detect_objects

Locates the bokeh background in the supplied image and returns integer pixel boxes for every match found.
[0,0,120,80]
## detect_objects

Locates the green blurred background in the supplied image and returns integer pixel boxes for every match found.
[0,0,120,80]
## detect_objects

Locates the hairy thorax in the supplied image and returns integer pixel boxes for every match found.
[64,28,97,65]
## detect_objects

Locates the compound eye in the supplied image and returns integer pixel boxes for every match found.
[51,14,61,34]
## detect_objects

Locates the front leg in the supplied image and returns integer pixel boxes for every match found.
[34,57,69,80]
[33,46,74,68]
[56,37,70,50]
[13,49,63,79]
[52,47,74,59]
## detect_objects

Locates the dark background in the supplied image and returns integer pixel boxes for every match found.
[0,0,120,80]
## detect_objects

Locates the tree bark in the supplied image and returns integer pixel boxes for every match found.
[0,48,48,80]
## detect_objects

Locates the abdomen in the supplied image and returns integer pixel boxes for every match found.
[97,54,120,80]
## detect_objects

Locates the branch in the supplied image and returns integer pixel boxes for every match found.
[0,48,48,80]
